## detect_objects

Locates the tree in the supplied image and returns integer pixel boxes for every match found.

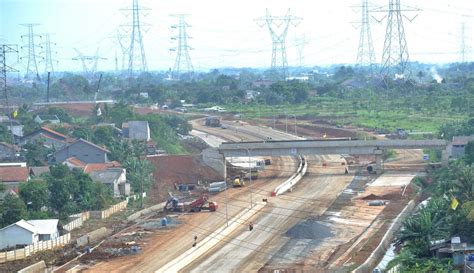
[19,180,49,211]
[2,194,28,226]
[465,141,474,165]
[23,141,48,166]
[124,157,154,207]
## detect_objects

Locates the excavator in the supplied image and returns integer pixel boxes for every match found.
[164,193,218,212]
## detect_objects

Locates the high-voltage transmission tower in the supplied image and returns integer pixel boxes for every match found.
[373,0,420,80]
[1,44,19,156]
[355,0,376,67]
[20,24,42,81]
[170,14,194,80]
[72,49,106,79]
[121,0,149,76]
[39,34,58,74]
[294,34,308,68]
[255,9,302,80]
[459,21,470,63]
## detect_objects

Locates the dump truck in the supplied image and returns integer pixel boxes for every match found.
[165,194,218,212]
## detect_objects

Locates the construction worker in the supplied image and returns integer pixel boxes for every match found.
[249,222,254,231]
[192,235,198,247]
[345,167,349,174]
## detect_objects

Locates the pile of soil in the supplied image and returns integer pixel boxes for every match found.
[147,155,222,203]
[285,219,332,240]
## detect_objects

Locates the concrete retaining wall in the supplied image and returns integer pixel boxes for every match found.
[352,200,416,273]
[76,227,112,247]
[127,201,166,222]
[157,202,267,272]
[273,156,307,196]
[17,260,47,273]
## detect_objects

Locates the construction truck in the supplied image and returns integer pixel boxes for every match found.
[205,116,221,127]
[165,194,218,212]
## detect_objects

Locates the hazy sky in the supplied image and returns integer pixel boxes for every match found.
[1,0,473,73]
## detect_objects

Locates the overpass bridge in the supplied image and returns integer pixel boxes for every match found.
[211,139,448,173]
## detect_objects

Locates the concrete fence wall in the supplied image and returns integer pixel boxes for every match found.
[0,233,71,264]
[90,199,128,219]
[63,212,90,232]
[352,200,416,273]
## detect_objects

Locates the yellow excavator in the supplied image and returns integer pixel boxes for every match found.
[233,175,245,187]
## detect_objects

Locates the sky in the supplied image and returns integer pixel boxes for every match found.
[1,0,473,74]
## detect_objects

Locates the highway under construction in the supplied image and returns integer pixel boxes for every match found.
[73,118,426,272]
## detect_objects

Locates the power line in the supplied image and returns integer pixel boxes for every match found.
[355,0,376,67]
[459,21,470,63]
[20,23,42,81]
[121,0,149,76]
[170,14,194,80]
[255,9,302,80]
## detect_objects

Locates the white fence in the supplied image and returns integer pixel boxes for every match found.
[0,233,71,264]
[63,211,90,232]
[91,199,128,219]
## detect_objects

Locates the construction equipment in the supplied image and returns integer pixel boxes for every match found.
[165,194,218,212]
[232,175,245,187]
[205,116,221,127]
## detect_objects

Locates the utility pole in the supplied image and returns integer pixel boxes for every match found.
[373,0,420,80]
[255,9,302,80]
[355,0,376,67]
[40,33,57,74]
[1,44,19,157]
[72,48,107,79]
[170,14,194,80]
[20,24,41,81]
[121,0,149,76]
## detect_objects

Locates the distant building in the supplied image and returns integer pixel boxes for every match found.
[447,136,474,159]
[139,92,149,99]
[0,165,29,189]
[29,166,50,177]
[245,90,260,101]
[286,76,309,82]
[0,219,59,250]
[34,115,60,124]
[122,121,151,141]
[90,168,129,197]
[252,79,273,88]
[0,142,19,159]
[54,138,109,164]
[0,119,24,137]
[20,127,72,149]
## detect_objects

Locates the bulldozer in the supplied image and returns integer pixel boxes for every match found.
[233,175,245,187]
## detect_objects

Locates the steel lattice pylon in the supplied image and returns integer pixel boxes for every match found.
[374,0,420,80]
[255,9,302,80]
[20,24,41,81]
[40,33,57,74]
[356,0,376,67]
[122,0,149,76]
[170,14,194,80]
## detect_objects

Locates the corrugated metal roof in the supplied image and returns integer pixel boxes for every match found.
[26,219,59,235]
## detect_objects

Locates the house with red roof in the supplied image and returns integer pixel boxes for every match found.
[0,165,29,189]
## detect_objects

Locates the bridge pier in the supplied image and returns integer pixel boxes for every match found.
[441,149,449,166]
[375,150,383,174]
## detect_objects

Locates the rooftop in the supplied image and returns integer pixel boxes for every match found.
[89,168,125,184]
[0,166,29,182]
[0,219,38,234]
[26,219,59,235]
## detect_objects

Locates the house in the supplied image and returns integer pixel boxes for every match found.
[252,79,273,88]
[245,90,260,101]
[431,237,474,269]
[447,135,474,159]
[20,127,72,149]
[0,142,19,160]
[63,157,121,172]
[0,119,24,137]
[54,138,109,164]
[26,219,59,241]
[0,165,29,189]
[0,219,59,250]
[122,121,151,141]
[29,166,50,177]
[89,168,130,197]
[34,115,60,124]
